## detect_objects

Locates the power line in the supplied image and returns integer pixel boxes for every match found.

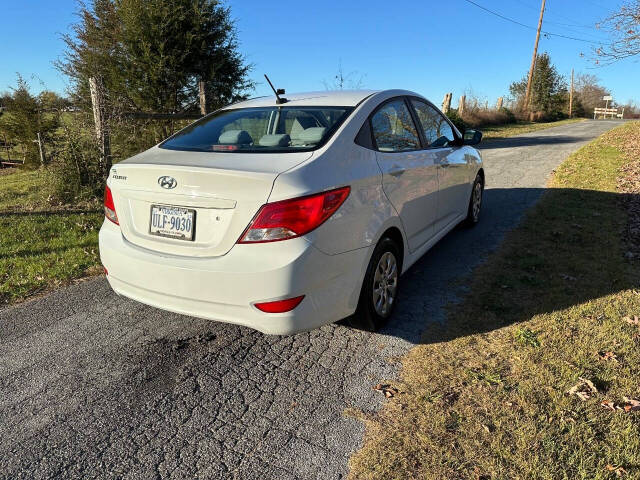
[514,0,606,32]
[460,0,607,45]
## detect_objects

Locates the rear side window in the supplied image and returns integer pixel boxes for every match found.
[410,99,455,148]
[160,106,354,153]
[371,99,420,152]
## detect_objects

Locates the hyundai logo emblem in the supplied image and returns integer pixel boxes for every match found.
[158,176,177,189]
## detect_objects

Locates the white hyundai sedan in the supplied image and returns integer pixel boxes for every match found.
[99,89,484,334]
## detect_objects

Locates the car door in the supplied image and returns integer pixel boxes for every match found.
[409,99,470,233]
[371,98,438,252]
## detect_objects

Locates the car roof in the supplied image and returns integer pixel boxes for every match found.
[227,90,383,108]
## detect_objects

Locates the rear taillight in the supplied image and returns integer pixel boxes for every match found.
[104,185,119,225]
[238,186,350,243]
[254,295,305,313]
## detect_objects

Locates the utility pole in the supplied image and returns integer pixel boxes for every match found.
[569,68,574,117]
[524,0,546,112]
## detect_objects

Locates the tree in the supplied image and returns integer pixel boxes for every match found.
[596,1,640,62]
[572,73,609,117]
[510,52,568,117]
[57,0,253,115]
[0,75,60,167]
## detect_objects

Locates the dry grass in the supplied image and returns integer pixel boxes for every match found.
[461,108,514,128]
[349,121,640,480]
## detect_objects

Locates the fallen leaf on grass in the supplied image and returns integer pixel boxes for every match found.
[600,398,640,413]
[566,377,598,401]
[598,351,619,362]
[623,315,640,326]
[373,384,399,398]
[622,397,640,412]
[606,464,627,476]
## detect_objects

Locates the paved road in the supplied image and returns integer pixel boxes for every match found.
[0,120,624,479]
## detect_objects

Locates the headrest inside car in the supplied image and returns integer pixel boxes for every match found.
[218,129,253,145]
[259,134,291,147]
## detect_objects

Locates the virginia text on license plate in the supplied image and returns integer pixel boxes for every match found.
[149,205,195,241]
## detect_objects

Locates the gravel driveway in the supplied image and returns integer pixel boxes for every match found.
[0,120,624,479]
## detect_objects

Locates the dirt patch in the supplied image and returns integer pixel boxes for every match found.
[0,167,19,177]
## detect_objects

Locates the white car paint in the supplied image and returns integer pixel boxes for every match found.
[99,89,483,334]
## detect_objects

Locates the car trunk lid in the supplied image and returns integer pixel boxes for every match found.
[108,147,313,257]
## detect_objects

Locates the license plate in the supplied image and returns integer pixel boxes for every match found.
[149,205,195,241]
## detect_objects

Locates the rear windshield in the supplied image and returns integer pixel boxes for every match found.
[160,106,354,153]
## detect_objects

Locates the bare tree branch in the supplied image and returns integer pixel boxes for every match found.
[595,1,640,62]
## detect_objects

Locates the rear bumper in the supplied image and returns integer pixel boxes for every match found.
[99,220,369,334]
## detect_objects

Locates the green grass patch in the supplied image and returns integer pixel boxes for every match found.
[349,121,640,479]
[482,118,585,140]
[0,169,102,304]
[0,169,56,210]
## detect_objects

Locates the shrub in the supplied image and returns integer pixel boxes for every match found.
[50,114,104,204]
[458,107,517,129]
[446,109,467,132]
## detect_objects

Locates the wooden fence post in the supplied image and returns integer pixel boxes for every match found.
[89,76,111,178]
[36,132,46,166]
[496,97,504,110]
[199,80,207,115]
[441,93,452,114]
[459,95,466,116]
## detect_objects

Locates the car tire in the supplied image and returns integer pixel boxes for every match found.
[350,237,401,332]
[464,173,484,227]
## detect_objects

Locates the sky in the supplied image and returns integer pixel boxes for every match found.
[1,0,638,107]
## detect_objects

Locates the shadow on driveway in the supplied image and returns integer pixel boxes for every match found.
[480,135,593,149]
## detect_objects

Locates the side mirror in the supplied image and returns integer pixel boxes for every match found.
[463,129,482,146]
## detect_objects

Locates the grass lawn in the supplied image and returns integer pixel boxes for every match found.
[0,168,102,305]
[349,121,640,479]
[481,117,585,140]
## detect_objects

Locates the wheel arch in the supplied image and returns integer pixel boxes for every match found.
[379,226,405,274]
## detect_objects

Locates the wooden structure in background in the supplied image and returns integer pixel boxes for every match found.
[89,77,111,176]
[458,95,466,116]
[569,69,574,117]
[441,93,452,114]
[594,107,623,119]
[199,80,207,115]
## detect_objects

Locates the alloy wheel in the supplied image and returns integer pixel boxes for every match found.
[372,251,398,317]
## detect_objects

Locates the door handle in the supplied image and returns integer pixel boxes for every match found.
[388,165,406,177]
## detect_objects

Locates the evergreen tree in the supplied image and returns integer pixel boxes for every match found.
[510,53,568,117]
[0,75,60,167]
[56,0,253,115]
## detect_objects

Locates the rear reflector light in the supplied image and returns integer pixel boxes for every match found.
[254,295,305,313]
[104,185,119,225]
[103,267,108,275]
[238,186,350,243]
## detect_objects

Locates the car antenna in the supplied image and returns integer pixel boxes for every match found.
[264,74,288,104]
